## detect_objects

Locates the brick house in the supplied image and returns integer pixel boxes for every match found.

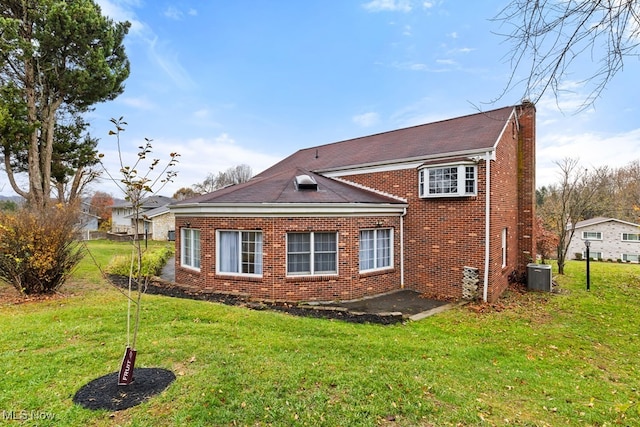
[170,102,536,303]
[567,217,640,262]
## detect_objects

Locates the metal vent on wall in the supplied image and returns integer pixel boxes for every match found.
[294,174,318,191]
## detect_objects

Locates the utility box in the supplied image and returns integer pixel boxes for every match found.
[527,263,552,292]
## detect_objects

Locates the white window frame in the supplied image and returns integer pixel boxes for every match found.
[216,230,263,277]
[419,164,477,198]
[181,228,201,270]
[359,228,393,273]
[583,250,602,260]
[582,231,602,240]
[286,232,338,276]
[622,233,640,242]
[622,253,639,263]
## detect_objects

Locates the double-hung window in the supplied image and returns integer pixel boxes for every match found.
[287,232,337,275]
[359,228,393,272]
[419,164,477,197]
[181,228,201,270]
[217,230,263,276]
[622,233,640,242]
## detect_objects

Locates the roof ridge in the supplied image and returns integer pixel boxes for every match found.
[297,105,516,153]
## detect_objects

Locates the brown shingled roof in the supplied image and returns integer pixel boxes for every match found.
[179,168,402,204]
[175,105,516,207]
[257,105,515,177]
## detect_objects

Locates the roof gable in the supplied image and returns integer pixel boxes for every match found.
[573,217,640,229]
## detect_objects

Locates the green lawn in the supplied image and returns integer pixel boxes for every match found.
[1,244,639,426]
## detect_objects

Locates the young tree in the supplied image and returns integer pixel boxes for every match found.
[535,215,559,264]
[539,158,610,274]
[0,0,130,209]
[494,0,640,110]
[100,117,179,385]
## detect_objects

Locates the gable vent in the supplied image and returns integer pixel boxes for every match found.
[294,174,318,191]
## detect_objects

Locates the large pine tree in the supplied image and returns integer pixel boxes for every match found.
[0,0,130,208]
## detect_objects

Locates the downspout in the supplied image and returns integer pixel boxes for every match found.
[400,207,407,288]
[483,151,492,302]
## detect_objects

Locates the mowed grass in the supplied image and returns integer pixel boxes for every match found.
[1,242,639,426]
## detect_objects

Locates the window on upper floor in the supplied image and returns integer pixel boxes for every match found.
[582,231,602,240]
[419,164,477,198]
[181,228,201,270]
[217,230,263,276]
[622,233,640,242]
[287,232,337,276]
[359,228,393,272]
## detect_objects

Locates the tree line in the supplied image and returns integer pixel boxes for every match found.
[536,158,640,274]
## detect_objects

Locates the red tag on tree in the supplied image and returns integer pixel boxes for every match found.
[118,347,137,385]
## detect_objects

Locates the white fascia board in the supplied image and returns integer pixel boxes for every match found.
[318,149,495,177]
[573,217,640,230]
[493,107,517,152]
[171,203,408,217]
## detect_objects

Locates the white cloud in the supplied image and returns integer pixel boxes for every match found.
[537,128,640,187]
[120,96,155,110]
[353,112,380,127]
[147,36,196,90]
[362,0,413,13]
[164,6,182,20]
[423,1,434,8]
[96,134,282,197]
[94,0,145,35]
[96,0,195,90]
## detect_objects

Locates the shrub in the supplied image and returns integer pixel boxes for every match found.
[574,253,583,260]
[106,245,173,277]
[0,204,85,294]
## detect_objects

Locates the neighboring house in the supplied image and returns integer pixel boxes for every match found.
[567,217,640,262]
[111,195,175,240]
[170,103,537,303]
[143,205,176,241]
[77,200,100,232]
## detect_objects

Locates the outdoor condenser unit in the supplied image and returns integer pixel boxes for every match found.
[527,263,552,292]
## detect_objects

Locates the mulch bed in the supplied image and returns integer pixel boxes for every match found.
[108,274,406,325]
[73,368,176,411]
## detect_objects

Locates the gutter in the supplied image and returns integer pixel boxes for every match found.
[400,207,407,288]
[483,151,493,302]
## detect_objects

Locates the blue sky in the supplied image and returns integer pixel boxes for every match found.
[3,0,639,197]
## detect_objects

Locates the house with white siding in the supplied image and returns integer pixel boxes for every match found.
[567,217,640,262]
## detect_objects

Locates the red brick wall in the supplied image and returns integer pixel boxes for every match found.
[175,215,402,302]
[341,105,536,302]
[174,104,536,303]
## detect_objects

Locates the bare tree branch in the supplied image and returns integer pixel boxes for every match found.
[493,0,640,111]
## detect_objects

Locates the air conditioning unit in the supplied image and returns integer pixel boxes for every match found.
[527,263,552,292]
